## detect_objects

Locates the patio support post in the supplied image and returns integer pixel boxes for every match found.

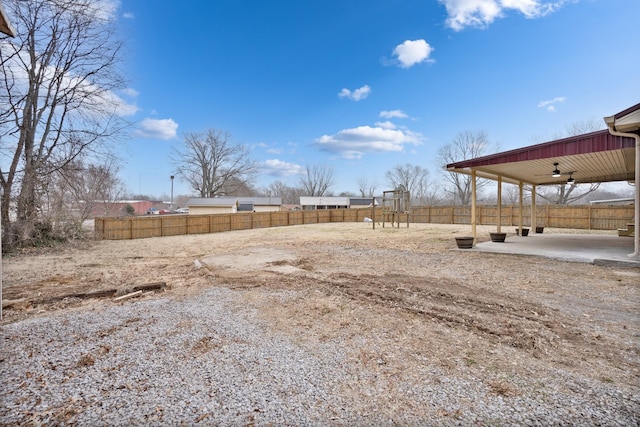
[472,170,477,241]
[518,181,524,234]
[497,177,502,233]
[531,185,537,230]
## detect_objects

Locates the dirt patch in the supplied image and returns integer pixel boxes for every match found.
[2,223,639,390]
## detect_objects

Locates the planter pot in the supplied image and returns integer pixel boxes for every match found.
[535,226,544,234]
[455,237,474,249]
[515,228,530,236]
[489,232,507,242]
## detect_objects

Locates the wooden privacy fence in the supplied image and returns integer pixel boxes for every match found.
[410,204,635,230]
[95,204,634,240]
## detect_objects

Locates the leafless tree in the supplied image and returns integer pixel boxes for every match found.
[551,117,604,140]
[437,130,496,205]
[262,181,304,205]
[356,176,379,197]
[299,164,334,196]
[173,129,257,198]
[46,158,124,236]
[385,163,433,205]
[0,0,126,250]
[502,183,527,205]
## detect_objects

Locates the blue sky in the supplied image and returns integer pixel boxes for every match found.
[114,0,640,199]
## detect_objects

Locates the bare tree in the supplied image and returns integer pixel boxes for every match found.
[551,117,604,140]
[0,0,126,250]
[262,181,304,205]
[385,163,432,205]
[537,182,601,205]
[438,130,496,205]
[357,176,379,197]
[299,164,334,196]
[46,158,124,236]
[173,129,257,198]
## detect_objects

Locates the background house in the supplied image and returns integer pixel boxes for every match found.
[300,196,379,210]
[186,198,239,215]
[186,196,282,215]
[300,196,349,210]
[237,196,282,212]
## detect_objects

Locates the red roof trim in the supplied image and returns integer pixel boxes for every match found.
[446,129,635,169]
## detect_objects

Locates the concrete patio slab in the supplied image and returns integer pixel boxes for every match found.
[471,232,640,268]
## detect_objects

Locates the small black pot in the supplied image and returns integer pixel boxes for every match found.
[455,237,474,249]
[535,226,544,234]
[489,232,507,242]
[515,228,530,236]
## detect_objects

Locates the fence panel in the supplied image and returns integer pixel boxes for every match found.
[132,217,161,239]
[100,218,132,240]
[186,215,210,234]
[252,212,272,229]
[317,210,331,224]
[547,205,589,229]
[453,206,471,224]
[589,205,634,230]
[162,215,188,236]
[424,206,453,224]
[289,211,304,225]
[478,206,497,225]
[231,213,252,230]
[303,211,319,224]
[330,209,345,222]
[211,214,232,233]
[342,209,358,222]
[271,212,289,227]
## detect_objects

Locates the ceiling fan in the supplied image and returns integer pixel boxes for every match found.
[536,163,577,183]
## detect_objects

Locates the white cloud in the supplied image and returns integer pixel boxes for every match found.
[379,110,409,119]
[94,0,120,20]
[375,121,397,129]
[122,12,135,19]
[122,87,139,98]
[315,125,425,159]
[260,159,304,177]
[338,85,371,101]
[392,40,434,68]
[537,96,566,112]
[439,0,568,31]
[133,118,178,140]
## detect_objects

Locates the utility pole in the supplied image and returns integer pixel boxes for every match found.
[170,175,175,211]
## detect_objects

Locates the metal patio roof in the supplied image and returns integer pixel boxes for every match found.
[445,128,636,186]
[445,102,639,259]
[0,2,16,37]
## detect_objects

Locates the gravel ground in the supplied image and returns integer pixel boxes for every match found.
[2,288,638,426]
[1,223,638,425]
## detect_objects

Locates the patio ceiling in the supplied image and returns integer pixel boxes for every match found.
[446,129,636,186]
[0,2,16,37]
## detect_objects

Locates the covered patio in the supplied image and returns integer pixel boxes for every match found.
[473,231,639,267]
[446,103,639,262]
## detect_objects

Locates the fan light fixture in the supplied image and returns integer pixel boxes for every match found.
[552,163,561,178]
[567,174,575,184]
